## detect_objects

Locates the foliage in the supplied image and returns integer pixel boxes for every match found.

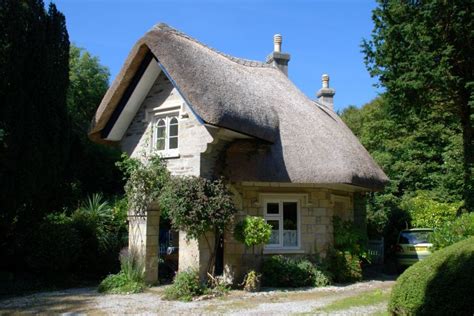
[27,213,82,274]
[333,217,368,261]
[401,191,461,229]
[122,154,169,215]
[0,0,123,278]
[388,237,474,315]
[0,0,71,271]
[324,250,362,283]
[234,216,272,248]
[67,44,109,131]
[160,177,237,240]
[262,255,330,288]
[161,176,237,276]
[242,270,261,292]
[98,249,145,294]
[163,269,206,302]
[362,0,474,212]
[27,195,128,277]
[341,97,463,246]
[430,212,474,251]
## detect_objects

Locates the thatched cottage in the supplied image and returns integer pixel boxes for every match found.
[89,23,388,283]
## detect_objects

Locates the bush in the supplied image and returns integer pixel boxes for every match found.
[324,250,362,283]
[262,255,330,288]
[333,217,368,261]
[163,269,206,301]
[401,191,461,229]
[430,212,474,250]
[27,213,82,274]
[234,216,272,249]
[388,237,474,315]
[98,248,145,294]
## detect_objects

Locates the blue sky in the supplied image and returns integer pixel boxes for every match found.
[52,0,382,111]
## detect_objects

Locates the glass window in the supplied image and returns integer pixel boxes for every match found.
[169,117,178,149]
[156,119,166,150]
[154,115,179,152]
[264,200,299,249]
[283,202,298,247]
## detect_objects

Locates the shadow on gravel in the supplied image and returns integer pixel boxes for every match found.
[0,287,98,314]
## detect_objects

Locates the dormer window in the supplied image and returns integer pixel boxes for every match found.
[153,114,179,156]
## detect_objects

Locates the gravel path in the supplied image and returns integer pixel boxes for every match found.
[0,279,394,315]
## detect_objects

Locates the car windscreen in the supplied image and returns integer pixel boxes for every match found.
[399,231,432,244]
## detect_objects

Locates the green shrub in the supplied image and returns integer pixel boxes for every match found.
[262,255,330,288]
[333,217,368,261]
[27,213,81,274]
[98,249,145,294]
[163,269,206,301]
[314,269,331,287]
[430,212,474,250]
[401,191,461,229]
[98,272,145,294]
[234,216,272,248]
[389,237,474,315]
[324,250,362,283]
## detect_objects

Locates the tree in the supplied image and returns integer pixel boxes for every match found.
[341,96,463,243]
[66,45,122,201]
[362,0,474,212]
[0,0,70,269]
[68,44,109,132]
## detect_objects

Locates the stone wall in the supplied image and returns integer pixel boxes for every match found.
[222,182,354,282]
[120,72,215,177]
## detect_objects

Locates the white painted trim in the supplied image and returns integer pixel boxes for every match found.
[262,195,302,251]
[263,249,305,255]
[106,59,161,141]
[151,112,180,157]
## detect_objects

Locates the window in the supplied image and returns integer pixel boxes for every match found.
[264,200,300,249]
[153,115,179,154]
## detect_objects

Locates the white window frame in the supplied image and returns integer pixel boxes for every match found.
[152,111,179,158]
[264,198,301,250]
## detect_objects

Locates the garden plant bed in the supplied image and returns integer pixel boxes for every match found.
[0,279,394,315]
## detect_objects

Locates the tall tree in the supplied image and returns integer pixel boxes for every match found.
[362,0,474,211]
[0,0,70,268]
[66,44,122,202]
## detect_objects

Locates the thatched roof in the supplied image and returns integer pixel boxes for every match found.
[89,23,388,190]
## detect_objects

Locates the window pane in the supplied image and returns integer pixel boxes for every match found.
[170,117,178,124]
[156,138,165,150]
[157,126,166,138]
[169,123,178,137]
[267,220,280,245]
[169,137,178,149]
[267,203,279,214]
[283,202,298,247]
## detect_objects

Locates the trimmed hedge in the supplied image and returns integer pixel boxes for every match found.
[389,236,474,315]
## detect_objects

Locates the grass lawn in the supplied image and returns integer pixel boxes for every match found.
[311,288,391,315]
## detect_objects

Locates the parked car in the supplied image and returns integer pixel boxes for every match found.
[395,228,433,270]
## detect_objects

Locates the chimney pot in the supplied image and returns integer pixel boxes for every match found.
[273,34,282,52]
[322,74,329,88]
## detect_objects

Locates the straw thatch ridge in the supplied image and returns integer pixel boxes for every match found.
[89,23,389,189]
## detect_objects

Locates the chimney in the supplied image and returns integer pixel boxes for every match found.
[316,74,336,110]
[266,34,290,76]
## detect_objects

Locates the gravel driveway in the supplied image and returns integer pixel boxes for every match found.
[0,279,394,315]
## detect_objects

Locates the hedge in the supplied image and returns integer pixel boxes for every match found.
[388,236,474,315]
